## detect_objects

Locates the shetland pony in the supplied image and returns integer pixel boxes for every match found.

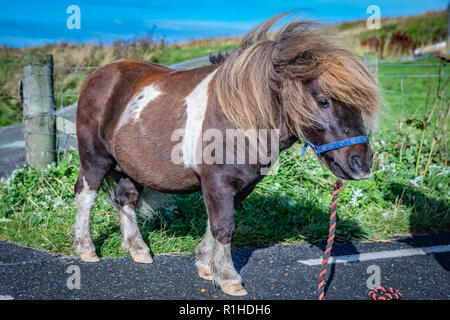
[74,13,379,296]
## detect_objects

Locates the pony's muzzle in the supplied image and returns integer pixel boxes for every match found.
[322,143,373,180]
[346,147,373,180]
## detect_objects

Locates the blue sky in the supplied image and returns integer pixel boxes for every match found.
[1,0,448,47]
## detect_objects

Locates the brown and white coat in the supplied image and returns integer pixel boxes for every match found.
[73,14,379,296]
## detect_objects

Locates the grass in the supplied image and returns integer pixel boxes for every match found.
[0,59,448,257]
[379,61,448,119]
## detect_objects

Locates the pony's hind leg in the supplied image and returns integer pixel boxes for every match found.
[74,111,117,262]
[74,166,110,262]
[113,176,152,264]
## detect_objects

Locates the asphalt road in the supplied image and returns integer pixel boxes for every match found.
[1,233,449,300]
[0,124,25,178]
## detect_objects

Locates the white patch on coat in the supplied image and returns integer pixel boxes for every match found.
[118,84,161,129]
[182,70,217,168]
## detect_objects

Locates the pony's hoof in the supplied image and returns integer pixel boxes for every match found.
[132,252,153,264]
[79,252,100,262]
[220,282,248,296]
[197,266,213,280]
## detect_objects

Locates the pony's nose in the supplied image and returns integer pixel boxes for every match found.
[348,154,363,171]
[347,151,372,178]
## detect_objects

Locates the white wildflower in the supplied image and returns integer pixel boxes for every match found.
[52,200,64,209]
[350,188,363,208]
[436,168,450,177]
[409,175,423,187]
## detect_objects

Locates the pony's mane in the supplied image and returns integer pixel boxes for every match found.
[214,13,380,138]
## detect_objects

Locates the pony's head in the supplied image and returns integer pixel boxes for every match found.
[214,13,380,180]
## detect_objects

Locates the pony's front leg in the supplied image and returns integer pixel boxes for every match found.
[200,182,247,296]
[195,220,214,280]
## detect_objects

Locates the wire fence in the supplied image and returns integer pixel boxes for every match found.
[54,65,98,110]
[4,58,447,111]
[1,54,448,163]
[29,57,449,161]
[377,61,448,119]
[52,65,101,153]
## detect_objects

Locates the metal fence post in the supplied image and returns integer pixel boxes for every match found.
[447,3,450,51]
[363,52,378,83]
[21,54,56,168]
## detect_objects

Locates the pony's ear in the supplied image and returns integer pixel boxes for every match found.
[209,51,231,65]
[272,50,320,83]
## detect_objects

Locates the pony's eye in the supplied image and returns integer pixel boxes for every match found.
[317,97,330,108]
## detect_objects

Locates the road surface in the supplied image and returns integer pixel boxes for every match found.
[1,232,448,300]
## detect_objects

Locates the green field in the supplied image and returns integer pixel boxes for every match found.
[0,58,448,257]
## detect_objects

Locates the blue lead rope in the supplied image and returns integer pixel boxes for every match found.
[301,136,370,157]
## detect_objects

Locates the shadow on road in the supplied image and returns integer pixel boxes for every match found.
[386,182,450,271]
[132,190,366,298]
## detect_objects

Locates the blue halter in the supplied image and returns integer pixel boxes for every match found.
[301,136,370,157]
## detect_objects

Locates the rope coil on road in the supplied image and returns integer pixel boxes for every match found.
[368,286,402,300]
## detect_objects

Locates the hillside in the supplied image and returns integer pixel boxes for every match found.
[325,10,447,58]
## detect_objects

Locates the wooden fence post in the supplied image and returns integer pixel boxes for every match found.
[21,54,56,168]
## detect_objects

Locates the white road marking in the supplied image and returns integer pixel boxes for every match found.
[117,84,161,129]
[0,295,14,300]
[297,244,450,266]
[182,69,217,168]
[0,140,25,150]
